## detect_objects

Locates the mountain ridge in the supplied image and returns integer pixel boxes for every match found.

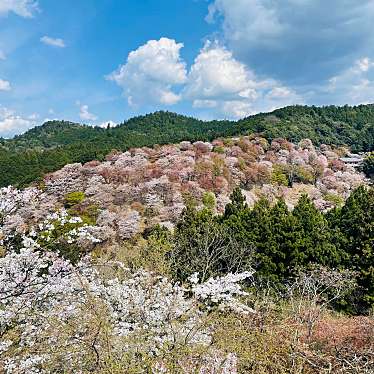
[0,104,373,187]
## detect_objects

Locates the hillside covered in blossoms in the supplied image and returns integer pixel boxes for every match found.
[1,105,373,187]
[3,135,369,242]
[3,0,374,370]
[1,127,373,372]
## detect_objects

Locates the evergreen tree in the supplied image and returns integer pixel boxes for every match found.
[291,195,342,268]
[265,200,300,278]
[330,186,374,307]
[362,152,374,179]
[224,187,247,217]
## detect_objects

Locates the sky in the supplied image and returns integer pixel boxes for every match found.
[1,0,374,138]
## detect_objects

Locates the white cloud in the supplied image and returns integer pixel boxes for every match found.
[206,0,374,88]
[185,41,257,100]
[99,120,117,128]
[193,99,217,109]
[326,57,374,105]
[79,104,97,122]
[355,57,374,73]
[107,37,187,106]
[108,37,304,118]
[0,79,11,91]
[184,42,303,118]
[207,0,284,47]
[40,36,66,48]
[0,107,38,138]
[0,0,39,18]
[0,50,5,60]
[222,101,254,118]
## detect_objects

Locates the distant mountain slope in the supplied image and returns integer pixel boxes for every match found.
[0,105,373,187]
[0,112,233,152]
[0,121,105,151]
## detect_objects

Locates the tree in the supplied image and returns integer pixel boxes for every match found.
[287,265,356,340]
[329,186,374,308]
[262,200,300,279]
[362,152,374,179]
[291,195,343,269]
[171,206,249,282]
[224,187,247,217]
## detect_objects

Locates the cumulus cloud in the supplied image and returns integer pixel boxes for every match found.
[0,79,11,91]
[99,120,117,128]
[185,41,257,101]
[207,0,374,84]
[0,107,38,138]
[185,42,303,118]
[108,38,303,118]
[0,0,39,18]
[107,37,187,106]
[40,36,66,48]
[78,104,97,122]
[207,0,283,47]
[325,57,374,105]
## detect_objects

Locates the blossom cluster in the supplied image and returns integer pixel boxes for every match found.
[0,186,40,245]
[190,271,255,314]
[0,186,39,219]
[35,208,101,245]
[0,238,252,373]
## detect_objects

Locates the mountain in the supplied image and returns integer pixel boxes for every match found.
[0,120,105,151]
[0,105,373,187]
[1,121,373,371]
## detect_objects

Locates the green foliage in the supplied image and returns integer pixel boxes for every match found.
[213,145,225,153]
[202,191,216,211]
[291,195,343,267]
[1,105,373,187]
[328,186,374,308]
[71,204,100,226]
[64,191,86,208]
[38,217,87,264]
[323,192,344,207]
[254,199,299,281]
[224,187,247,217]
[271,165,289,186]
[362,152,374,179]
[169,186,374,311]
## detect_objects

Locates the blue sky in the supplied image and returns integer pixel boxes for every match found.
[1,0,374,137]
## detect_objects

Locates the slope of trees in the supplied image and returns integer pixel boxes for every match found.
[1,183,373,371]
[1,104,373,187]
[171,186,374,312]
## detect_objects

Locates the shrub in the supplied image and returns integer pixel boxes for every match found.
[213,145,225,154]
[64,191,85,207]
[202,192,216,211]
[362,152,374,179]
[271,165,289,186]
[323,192,344,206]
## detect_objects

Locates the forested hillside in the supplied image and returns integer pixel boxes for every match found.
[0,104,373,187]
[1,132,373,372]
